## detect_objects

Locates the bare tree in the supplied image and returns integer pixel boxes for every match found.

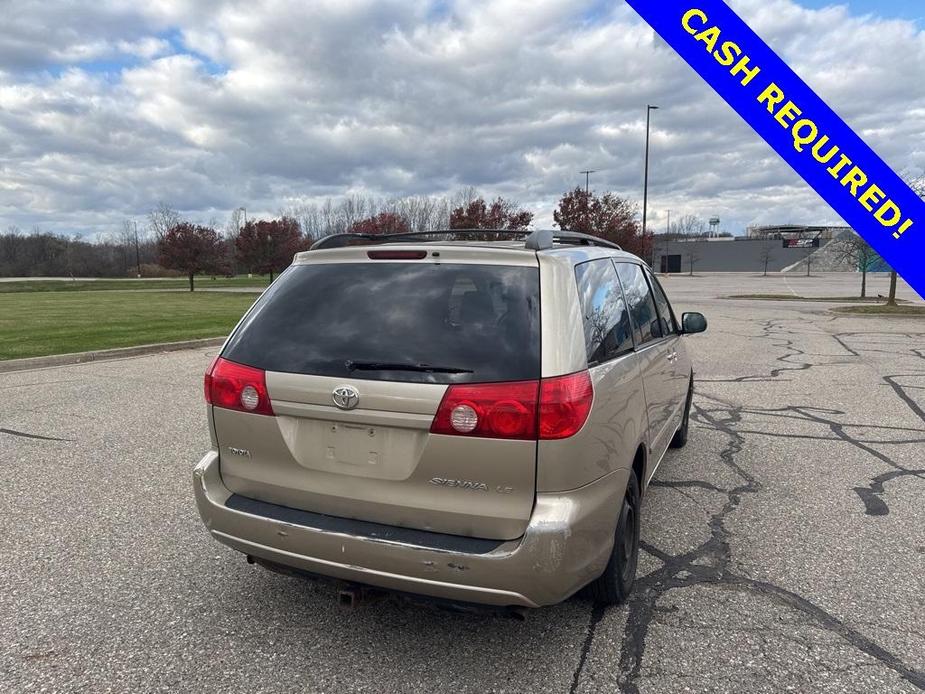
[686,247,701,276]
[759,244,775,276]
[121,219,143,277]
[670,215,706,239]
[829,232,881,298]
[148,202,181,242]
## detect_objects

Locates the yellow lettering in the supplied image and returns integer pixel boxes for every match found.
[812,136,839,164]
[682,9,708,35]
[730,55,761,86]
[695,26,721,53]
[858,184,885,212]
[827,154,853,179]
[775,100,802,128]
[893,219,913,239]
[758,83,785,112]
[840,166,868,197]
[714,40,741,67]
[791,119,818,152]
[875,200,902,227]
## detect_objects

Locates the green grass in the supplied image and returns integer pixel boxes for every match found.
[727,294,899,303]
[831,305,925,317]
[0,291,259,360]
[0,276,271,293]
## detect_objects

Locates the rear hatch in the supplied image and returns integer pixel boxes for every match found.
[210,247,541,540]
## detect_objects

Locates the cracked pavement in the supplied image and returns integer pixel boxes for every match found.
[2,272,923,693]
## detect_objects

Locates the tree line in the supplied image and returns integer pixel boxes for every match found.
[0,187,653,288]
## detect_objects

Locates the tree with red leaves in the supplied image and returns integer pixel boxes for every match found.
[449,197,533,231]
[158,223,228,291]
[348,212,411,235]
[234,216,304,281]
[554,188,648,258]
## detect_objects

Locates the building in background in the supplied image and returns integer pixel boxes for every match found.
[745,225,850,240]
[651,225,869,273]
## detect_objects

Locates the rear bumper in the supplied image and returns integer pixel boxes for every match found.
[193,451,626,607]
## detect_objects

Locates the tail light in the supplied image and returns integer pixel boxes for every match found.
[430,371,593,441]
[430,381,539,440]
[204,357,275,416]
[538,370,594,439]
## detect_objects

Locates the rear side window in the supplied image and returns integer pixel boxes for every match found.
[645,267,678,336]
[574,259,634,365]
[614,262,661,345]
[223,262,540,384]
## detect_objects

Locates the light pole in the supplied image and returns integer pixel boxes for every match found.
[643,104,659,265]
[579,170,596,195]
[664,209,670,274]
[133,220,141,278]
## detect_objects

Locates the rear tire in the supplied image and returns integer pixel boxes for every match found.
[669,374,694,449]
[589,471,640,606]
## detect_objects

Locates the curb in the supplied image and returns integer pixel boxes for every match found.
[0,337,226,374]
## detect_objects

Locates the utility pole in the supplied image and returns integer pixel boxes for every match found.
[133,220,141,278]
[579,170,596,195]
[643,105,659,266]
[664,210,671,274]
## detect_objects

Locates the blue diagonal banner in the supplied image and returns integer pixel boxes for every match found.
[625,0,924,297]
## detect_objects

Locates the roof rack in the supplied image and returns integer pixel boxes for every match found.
[309,229,621,252]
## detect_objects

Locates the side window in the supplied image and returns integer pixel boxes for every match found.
[574,259,635,365]
[614,262,661,345]
[644,268,678,336]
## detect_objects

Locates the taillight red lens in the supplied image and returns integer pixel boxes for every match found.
[431,381,539,440]
[430,371,593,441]
[204,357,274,416]
[538,371,594,439]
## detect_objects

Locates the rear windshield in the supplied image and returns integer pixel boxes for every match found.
[223,262,540,384]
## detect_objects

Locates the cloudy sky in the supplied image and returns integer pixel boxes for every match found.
[1,0,923,239]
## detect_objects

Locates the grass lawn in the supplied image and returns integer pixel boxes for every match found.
[831,305,925,317]
[0,276,271,293]
[726,294,898,302]
[0,291,259,360]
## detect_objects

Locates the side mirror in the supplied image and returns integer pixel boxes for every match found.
[682,312,707,334]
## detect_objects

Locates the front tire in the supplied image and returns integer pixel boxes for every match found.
[589,471,641,605]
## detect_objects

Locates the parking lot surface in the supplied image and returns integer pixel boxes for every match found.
[2,273,923,693]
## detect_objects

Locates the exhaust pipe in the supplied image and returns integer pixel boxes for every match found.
[245,554,256,564]
[338,586,361,608]
[507,606,528,622]
[337,584,387,609]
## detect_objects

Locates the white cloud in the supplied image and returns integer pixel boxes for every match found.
[0,0,922,238]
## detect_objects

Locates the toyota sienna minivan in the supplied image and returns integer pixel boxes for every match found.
[193,229,707,608]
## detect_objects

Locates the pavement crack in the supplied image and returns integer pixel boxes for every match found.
[0,427,71,442]
[611,391,925,692]
[569,603,607,694]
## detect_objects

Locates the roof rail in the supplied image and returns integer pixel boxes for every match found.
[525,229,621,251]
[309,228,621,251]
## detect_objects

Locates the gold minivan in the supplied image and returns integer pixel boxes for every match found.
[193,230,706,609]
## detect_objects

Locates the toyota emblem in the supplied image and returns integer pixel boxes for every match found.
[332,385,360,410]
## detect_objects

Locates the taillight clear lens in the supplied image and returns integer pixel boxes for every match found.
[538,371,593,439]
[204,357,274,416]
[431,381,539,440]
[450,404,479,433]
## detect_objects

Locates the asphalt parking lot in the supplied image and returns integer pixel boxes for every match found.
[2,273,923,693]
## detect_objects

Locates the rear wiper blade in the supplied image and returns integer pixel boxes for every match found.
[345,360,473,374]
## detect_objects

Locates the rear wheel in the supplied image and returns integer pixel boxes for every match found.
[669,374,694,449]
[589,471,640,605]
